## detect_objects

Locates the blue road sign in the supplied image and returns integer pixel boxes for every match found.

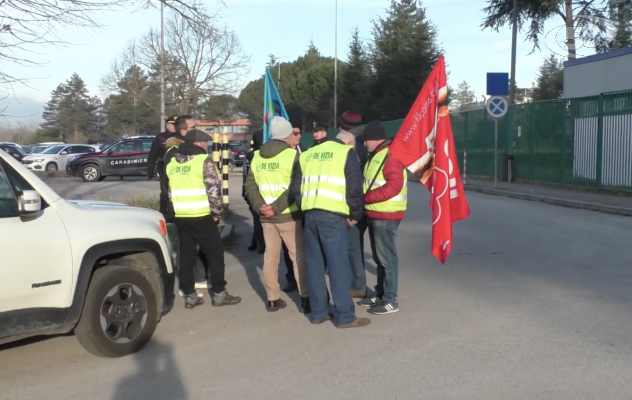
[486,73,509,96]
[486,96,508,118]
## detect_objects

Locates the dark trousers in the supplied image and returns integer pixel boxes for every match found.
[304,210,356,325]
[248,204,265,247]
[157,162,171,220]
[175,214,226,295]
[349,216,367,291]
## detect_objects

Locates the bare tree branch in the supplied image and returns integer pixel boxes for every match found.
[0,0,227,118]
[103,3,250,115]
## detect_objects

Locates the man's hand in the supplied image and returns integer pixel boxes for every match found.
[213,217,219,223]
[347,219,357,226]
[259,204,274,218]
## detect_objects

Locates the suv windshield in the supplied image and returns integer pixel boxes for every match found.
[41,145,66,155]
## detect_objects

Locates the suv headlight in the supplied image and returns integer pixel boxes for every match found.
[32,158,45,163]
[68,156,78,164]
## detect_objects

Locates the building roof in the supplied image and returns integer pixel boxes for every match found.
[563,46,632,68]
[198,118,250,127]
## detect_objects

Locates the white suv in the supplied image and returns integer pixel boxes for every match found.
[22,144,99,172]
[0,149,175,357]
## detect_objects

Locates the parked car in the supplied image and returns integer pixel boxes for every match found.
[228,143,247,166]
[0,144,26,162]
[0,149,175,357]
[67,137,154,182]
[207,143,235,171]
[21,144,99,172]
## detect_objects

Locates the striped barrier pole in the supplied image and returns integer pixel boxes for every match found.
[212,132,220,172]
[463,148,467,185]
[221,133,229,209]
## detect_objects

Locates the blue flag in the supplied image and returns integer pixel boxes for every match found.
[263,68,289,143]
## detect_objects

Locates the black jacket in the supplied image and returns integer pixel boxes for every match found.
[148,131,172,174]
[290,138,364,221]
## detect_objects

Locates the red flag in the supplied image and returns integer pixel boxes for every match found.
[389,55,470,264]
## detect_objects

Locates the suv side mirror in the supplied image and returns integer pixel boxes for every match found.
[60,151,68,155]
[18,190,41,217]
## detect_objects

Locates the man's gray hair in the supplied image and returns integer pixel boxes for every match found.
[336,130,356,146]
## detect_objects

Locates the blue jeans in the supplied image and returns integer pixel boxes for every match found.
[304,210,356,325]
[368,219,400,304]
[348,216,367,292]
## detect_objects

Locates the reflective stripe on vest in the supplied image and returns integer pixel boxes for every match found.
[251,147,298,214]
[363,148,407,212]
[166,154,211,218]
[299,141,350,215]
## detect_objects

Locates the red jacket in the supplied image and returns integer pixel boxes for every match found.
[363,143,406,221]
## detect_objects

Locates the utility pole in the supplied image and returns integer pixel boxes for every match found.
[160,1,166,133]
[334,0,338,128]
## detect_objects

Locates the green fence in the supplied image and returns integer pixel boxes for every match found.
[300,89,632,193]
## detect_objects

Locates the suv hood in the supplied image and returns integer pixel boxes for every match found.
[67,199,134,208]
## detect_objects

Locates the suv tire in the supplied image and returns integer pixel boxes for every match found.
[74,265,159,357]
[81,164,102,182]
[46,162,58,172]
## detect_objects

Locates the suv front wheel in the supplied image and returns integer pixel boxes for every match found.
[74,265,159,357]
[81,164,102,182]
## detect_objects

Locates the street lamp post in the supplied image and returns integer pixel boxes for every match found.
[160,1,166,133]
[334,0,338,128]
[509,0,518,104]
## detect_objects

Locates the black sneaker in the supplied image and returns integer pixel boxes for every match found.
[211,291,241,307]
[357,294,381,307]
[184,292,204,309]
[367,301,399,315]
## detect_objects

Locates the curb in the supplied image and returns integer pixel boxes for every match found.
[465,185,632,217]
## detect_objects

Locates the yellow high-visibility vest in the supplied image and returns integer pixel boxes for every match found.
[166,154,211,218]
[299,141,351,215]
[363,148,407,213]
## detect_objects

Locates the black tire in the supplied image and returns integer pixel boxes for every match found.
[81,164,101,182]
[74,265,159,358]
[46,162,58,172]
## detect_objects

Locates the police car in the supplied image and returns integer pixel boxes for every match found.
[66,137,154,182]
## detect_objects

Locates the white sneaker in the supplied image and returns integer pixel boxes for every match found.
[195,281,211,289]
[179,289,204,298]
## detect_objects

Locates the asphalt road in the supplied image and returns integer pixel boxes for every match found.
[1,175,632,400]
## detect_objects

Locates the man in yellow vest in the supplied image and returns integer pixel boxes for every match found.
[357,121,407,315]
[166,129,241,309]
[291,129,370,328]
[244,116,310,313]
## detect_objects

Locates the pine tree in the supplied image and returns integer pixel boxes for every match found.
[369,0,442,120]
[532,55,564,101]
[609,0,632,49]
[40,84,68,140]
[104,66,161,138]
[339,27,372,119]
[58,73,100,143]
[453,81,476,111]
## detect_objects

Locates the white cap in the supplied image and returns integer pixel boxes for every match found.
[270,116,293,140]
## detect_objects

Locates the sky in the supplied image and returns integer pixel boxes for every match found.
[0,0,596,126]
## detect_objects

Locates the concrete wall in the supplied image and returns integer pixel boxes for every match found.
[563,47,632,98]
